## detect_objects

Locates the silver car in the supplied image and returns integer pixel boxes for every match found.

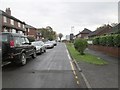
[31,41,46,54]
[44,41,54,49]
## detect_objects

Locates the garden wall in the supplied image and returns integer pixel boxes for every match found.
[88,45,120,58]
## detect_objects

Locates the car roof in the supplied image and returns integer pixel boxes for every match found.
[2,32,26,37]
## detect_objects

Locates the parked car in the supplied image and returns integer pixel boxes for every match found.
[44,41,54,49]
[51,40,57,46]
[31,41,46,54]
[37,41,46,53]
[2,32,37,66]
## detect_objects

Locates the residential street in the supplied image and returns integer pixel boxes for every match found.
[2,43,84,88]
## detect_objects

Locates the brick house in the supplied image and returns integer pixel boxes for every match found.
[88,24,112,38]
[0,8,25,35]
[25,24,37,39]
[75,28,92,39]
[108,23,120,34]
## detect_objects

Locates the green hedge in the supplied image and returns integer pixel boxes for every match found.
[113,34,120,47]
[106,35,114,46]
[93,34,120,47]
[93,37,99,45]
[99,36,106,46]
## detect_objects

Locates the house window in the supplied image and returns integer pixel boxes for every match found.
[23,24,25,29]
[18,22,21,27]
[18,31,24,35]
[11,29,16,33]
[28,28,30,32]
[4,28,8,32]
[10,19,14,25]
[3,16,7,23]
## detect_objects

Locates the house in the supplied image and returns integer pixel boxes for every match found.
[108,23,120,34]
[75,28,92,39]
[0,8,25,35]
[25,24,37,39]
[88,24,112,38]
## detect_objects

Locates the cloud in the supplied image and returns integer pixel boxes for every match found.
[0,0,118,37]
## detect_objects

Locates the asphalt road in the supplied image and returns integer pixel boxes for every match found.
[2,43,81,88]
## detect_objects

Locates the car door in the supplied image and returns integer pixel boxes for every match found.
[24,37,34,55]
[20,37,31,57]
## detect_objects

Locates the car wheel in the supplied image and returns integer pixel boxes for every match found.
[44,49,46,52]
[32,49,37,58]
[39,49,42,54]
[20,53,26,66]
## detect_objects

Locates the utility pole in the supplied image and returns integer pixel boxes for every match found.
[71,26,74,33]
[70,26,74,42]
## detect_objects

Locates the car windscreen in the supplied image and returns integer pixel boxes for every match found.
[32,42,39,46]
[2,34,8,42]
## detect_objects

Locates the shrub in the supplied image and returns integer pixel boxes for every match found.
[74,38,88,55]
[99,36,106,46]
[113,34,120,47]
[27,36,35,42]
[106,35,114,46]
[93,37,99,45]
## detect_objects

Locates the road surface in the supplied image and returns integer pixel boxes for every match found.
[2,43,83,88]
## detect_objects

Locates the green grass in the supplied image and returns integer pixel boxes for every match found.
[66,43,108,65]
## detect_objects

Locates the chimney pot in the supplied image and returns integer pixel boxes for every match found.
[5,8,11,15]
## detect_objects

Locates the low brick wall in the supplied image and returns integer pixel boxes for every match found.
[88,45,120,58]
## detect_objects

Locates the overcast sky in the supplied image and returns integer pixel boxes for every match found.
[0,0,118,38]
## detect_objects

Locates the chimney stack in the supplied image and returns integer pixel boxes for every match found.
[5,8,11,15]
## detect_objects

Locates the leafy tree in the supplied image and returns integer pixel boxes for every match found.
[27,36,35,42]
[38,26,57,40]
[58,33,63,41]
[74,38,88,55]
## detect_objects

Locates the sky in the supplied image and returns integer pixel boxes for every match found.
[0,0,119,39]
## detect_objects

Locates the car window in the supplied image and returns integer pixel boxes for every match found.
[32,42,38,46]
[21,37,26,44]
[40,41,44,45]
[25,38,30,43]
[2,34,8,42]
[14,36,21,46]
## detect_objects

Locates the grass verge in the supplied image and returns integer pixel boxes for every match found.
[66,43,108,65]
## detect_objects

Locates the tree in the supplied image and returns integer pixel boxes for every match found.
[58,33,63,41]
[37,26,57,40]
[74,38,88,55]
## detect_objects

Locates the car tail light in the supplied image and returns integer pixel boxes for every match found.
[10,40,14,48]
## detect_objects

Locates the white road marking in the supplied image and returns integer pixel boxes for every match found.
[81,72,91,88]
[65,44,80,86]
[65,44,71,61]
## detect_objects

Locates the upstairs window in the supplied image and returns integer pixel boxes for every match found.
[3,16,7,23]
[18,22,21,27]
[10,19,14,25]
[23,24,25,29]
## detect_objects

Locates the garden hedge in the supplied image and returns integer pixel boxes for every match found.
[92,34,120,47]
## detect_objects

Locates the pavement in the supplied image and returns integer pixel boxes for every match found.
[2,43,86,88]
[76,48,118,88]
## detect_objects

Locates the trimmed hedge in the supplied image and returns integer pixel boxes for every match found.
[93,37,99,45]
[99,36,106,46]
[113,34,120,47]
[93,34,120,47]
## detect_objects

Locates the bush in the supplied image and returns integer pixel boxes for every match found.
[93,37,99,45]
[99,36,106,46]
[113,34,120,47]
[106,35,114,46]
[27,36,35,42]
[74,38,88,55]
[92,34,120,47]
